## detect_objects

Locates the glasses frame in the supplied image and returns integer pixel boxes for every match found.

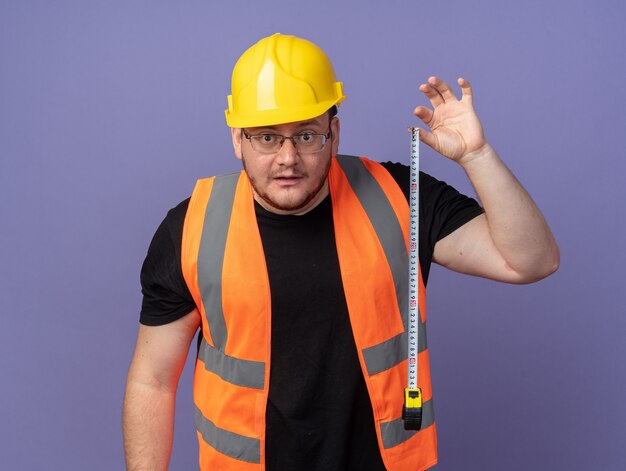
[241,128,332,155]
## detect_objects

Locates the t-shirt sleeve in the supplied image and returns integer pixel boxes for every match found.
[139,198,196,326]
[381,161,484,284]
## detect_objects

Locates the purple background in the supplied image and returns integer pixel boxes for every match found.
[1,1,624,469]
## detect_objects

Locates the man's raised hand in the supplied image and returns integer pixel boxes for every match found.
[413,76,488,165]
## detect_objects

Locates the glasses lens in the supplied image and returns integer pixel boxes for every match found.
[293,133,325,153]
[251,134,282,153]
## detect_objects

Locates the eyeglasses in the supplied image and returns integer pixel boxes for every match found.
[242,129,331,154]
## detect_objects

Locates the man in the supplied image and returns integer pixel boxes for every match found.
[123,34,558,470]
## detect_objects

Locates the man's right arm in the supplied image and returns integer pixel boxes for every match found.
[123,309,201,471]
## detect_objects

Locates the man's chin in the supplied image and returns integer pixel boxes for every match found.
[259,194,312,213]
[250,174,329,215]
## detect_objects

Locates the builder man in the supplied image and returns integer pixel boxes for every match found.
[123,34,559,471]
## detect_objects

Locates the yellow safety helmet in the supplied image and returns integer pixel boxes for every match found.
[225,33,345,128]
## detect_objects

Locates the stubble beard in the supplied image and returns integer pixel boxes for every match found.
[242,153,331,213]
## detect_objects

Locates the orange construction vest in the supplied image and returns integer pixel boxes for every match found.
[181,155,437,470]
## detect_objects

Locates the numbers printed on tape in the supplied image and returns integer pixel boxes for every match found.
[407,128,420,390]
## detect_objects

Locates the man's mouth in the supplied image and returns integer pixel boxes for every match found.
[273,174,304,186]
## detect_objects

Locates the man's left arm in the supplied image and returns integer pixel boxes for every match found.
[414,76,559,284]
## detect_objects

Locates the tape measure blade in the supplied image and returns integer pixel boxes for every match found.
[408,128,420,390]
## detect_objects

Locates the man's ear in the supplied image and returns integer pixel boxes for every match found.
[330,117,340,156]
[231,127,243,160]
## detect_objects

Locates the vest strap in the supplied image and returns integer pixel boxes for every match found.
[195,172,267,388]
[336,155,409,330]
[198,172,240,351]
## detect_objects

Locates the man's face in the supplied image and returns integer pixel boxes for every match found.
[231,113,340,216]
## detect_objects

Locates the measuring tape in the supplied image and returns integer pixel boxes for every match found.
[402,127,423,430]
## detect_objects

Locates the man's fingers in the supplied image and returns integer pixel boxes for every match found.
[458,77,473,101]
[419,82,444,107]
[427,76,458,102]
[415,127,438,151]
[413,105,434,126]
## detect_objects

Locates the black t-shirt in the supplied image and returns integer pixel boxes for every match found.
[139,162,483,470]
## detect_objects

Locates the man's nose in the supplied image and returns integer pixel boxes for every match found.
[275,137,299,165]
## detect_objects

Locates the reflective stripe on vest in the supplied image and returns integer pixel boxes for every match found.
[197,173,238,351]
[197,337,265,390]
[381,398,435,449]
[195,405,261,463]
